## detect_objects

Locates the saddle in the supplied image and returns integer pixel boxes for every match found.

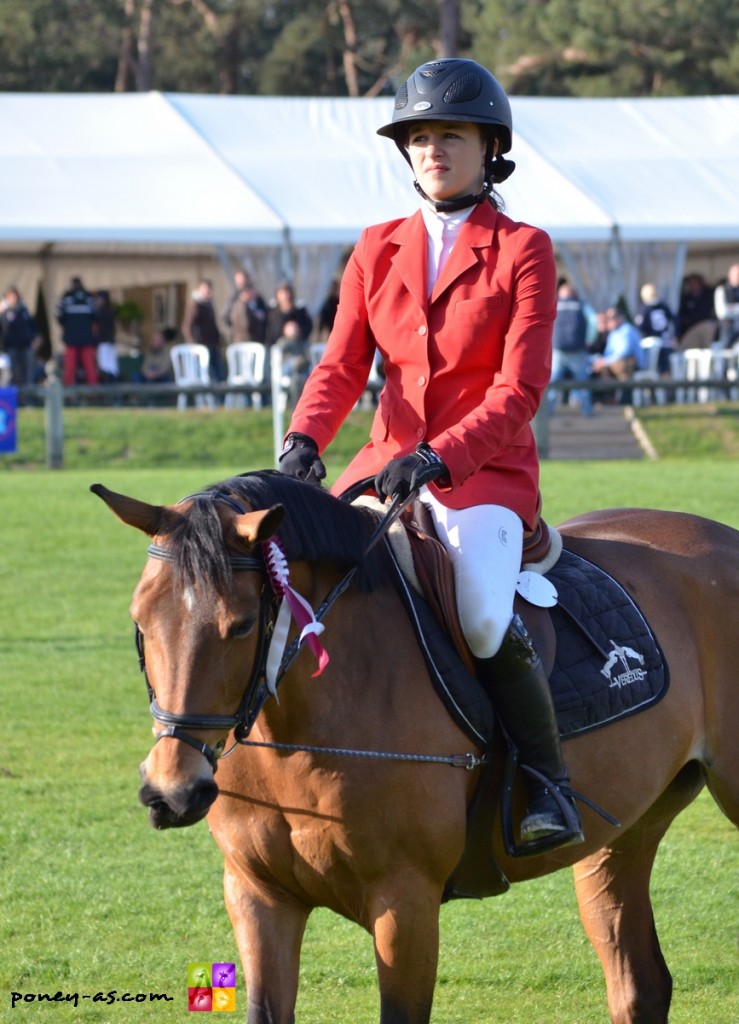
[356,496,669,899]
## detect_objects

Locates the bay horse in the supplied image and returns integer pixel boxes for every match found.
[92,472,739,1024]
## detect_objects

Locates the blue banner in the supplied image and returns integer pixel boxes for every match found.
[0,387,18,453]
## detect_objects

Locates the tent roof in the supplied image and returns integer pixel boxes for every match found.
[0,92,284,245]
[512,95,739,241]
[0,91,737,249]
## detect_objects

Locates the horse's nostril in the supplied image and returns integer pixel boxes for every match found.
[138,779,218,825]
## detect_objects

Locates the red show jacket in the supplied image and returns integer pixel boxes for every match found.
[288,201,556,530]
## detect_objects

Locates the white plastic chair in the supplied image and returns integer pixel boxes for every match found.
[683,347,715,403]
[170,343,214,410]
[225,342,267,409]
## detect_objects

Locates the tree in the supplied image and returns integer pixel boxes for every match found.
[0,0,735,96]
[464,0,739,97]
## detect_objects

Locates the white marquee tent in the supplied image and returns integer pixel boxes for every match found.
[0,91,737,345]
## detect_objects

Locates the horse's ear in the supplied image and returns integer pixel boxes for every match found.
[233,504,284,547]
[90,483,181,537]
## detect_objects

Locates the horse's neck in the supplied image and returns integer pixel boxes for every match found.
[258,566,463,751]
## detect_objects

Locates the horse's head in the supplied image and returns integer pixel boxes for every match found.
[92,481,284,829]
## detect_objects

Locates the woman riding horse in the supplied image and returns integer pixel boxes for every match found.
[278,57,582,853]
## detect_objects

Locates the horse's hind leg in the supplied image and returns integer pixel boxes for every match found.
[573,766,703,1024]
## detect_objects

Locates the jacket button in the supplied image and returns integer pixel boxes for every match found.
[418,325,427,335]
[417,375,426,386]
[417,428,424,438]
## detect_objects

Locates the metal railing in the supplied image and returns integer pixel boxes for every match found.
[10,374,738,469]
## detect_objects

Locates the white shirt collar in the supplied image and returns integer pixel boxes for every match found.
[420,204,475,295]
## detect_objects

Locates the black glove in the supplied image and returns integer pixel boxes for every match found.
[374,443,448,503]
[278,432,326,484]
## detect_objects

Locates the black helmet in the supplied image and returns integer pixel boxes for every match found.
[377,58,513,154]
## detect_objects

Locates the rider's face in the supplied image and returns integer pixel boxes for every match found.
[406,121,487,202]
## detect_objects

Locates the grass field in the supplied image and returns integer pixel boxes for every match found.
[1,418,738,1022]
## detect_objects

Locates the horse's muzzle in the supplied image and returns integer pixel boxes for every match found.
[138,774,218,829]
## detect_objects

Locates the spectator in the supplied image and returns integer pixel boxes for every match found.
[181,278,224,382]
[548,281,593,417]
[589,309,609,356]
[56,276,99,387]
[273,319,310,406]
[0,286,42,389]
[713,263,739,348]
[317,278,340,340]
[136,329,173,384]
[591,307,645,397]
[94,289,120,383]
[634,283,676,373]
[225,276,268,344]
[678,273,717,348]
[266,281,313,349]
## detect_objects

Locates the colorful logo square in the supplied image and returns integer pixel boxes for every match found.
[188,987,212,1012]
[212,988,236,1012]
[212,963,236,987]
[188,963,212,989]
[188,962,236,1012]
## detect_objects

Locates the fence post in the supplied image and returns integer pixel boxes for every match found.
[45,377,64,469]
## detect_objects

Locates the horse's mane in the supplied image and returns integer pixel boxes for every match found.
[167,470,391,597]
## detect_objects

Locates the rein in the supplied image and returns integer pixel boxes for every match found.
[138,485,488,773]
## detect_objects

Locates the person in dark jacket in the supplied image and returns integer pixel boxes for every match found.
[94,290,120,383]
[56,277,99,386]
[223,272,268,344]
[548,282,593,416]
[634,283,676,373]
[182,278,224,382]
[266,281,313,348]
[0,287,42,387]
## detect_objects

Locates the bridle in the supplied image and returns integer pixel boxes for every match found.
[136,491,278,771]
[136,484,490,775]
[136,485,400,772]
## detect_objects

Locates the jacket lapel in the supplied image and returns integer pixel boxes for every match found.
[389,211,428,313]
[430,203,497,304]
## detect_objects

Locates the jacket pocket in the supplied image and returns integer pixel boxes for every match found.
[454,295,503,324]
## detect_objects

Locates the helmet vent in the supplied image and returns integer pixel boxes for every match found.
[420,63,447,78]
[444,72,482,105]
[394,82,408,110]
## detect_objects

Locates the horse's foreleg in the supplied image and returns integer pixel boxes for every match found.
[573,826,673,1024]
[223,861,309,1024]
[370,879,441,1024]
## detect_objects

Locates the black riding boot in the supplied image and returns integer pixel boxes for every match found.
[476,614,584,855]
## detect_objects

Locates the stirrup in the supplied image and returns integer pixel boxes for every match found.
[501,748,619,859]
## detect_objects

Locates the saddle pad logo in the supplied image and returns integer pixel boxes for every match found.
[600,642,646,688]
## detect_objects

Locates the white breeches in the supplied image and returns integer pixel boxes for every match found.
[419,489,523,659]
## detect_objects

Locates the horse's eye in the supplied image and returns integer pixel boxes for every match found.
[229,617,256,639]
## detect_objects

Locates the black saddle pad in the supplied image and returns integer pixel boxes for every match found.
[545,548,669,738]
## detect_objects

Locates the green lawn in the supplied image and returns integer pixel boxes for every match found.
[1,439,738,1022]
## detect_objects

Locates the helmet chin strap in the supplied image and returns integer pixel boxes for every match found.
[414,178,492,214]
